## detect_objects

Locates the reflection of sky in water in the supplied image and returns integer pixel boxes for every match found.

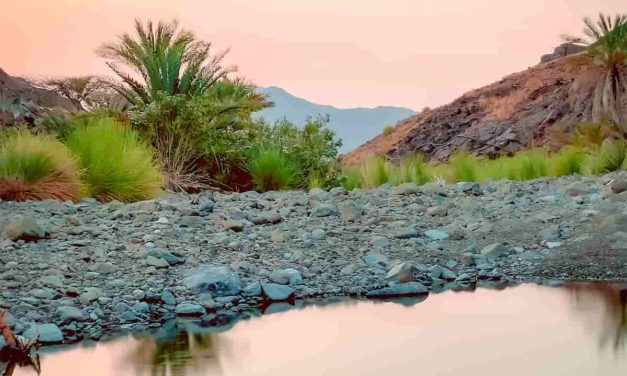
[9,284,627,376]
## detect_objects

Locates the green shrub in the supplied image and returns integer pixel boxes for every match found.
[66,118,162,202]
[247,146,298,191]
[449,152,478,182]
[503,150,548,180]
[383,125,395,136]
[341,168,364,190]
[549,147,585,176]
[394,154,430,184]
[586,139,626,173]
[308,173,322,190]
[361,156,390,188]
[0,132,80,202]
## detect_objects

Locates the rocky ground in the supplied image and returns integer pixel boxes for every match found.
[0,172,626,346]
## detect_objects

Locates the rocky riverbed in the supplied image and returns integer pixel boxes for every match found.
[1,172,626,346]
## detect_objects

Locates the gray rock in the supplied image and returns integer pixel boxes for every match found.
[114,302,129,314]
[161,290,176,305]
[175,302,206,316]
[242,282,262,297]
[90,262,119,274]
[366,282,428,299]
[147,249,185,265]
[610,178,627,194]
[24,324,63,344]
[310,204,337,217]
[362,252,389,268]
[460,252,476,266]
[249,212,282,225]
[539,224,561,242]
[424,229,449,241]
[385,262,414,283]
[480,243,508,258]
[146,255,170,268]
[426,206,447,217]
[261,283,295,301]
[197,200,215,215]
[133,302,150,313]
[56,306,86,322]
[1,215,46,241]
[178,216,205,227]
[184,267,242,297]
[393,183,420,195]
[339,202,364,222]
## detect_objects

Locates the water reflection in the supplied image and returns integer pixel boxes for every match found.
[6,283,627,376]
[565,283,627,351]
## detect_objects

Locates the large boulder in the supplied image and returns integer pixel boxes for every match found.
[184,267,242,297]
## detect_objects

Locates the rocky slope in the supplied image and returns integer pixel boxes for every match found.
[342,51,627,166]
[0,68,79,125]
[0,172,625,344]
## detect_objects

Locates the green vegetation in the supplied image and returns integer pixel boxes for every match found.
[0,132,79,202]
[341,167,364,191]
[548,147,585,176]
[66,118,162,202]
[361,156,390,188]
[449,152,478,182]
[383,125,394,136]
[247,146,297,192]
[565,13,627,135]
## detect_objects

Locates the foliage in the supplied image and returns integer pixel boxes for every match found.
[66,118,162,202]
[341,167,364,190]
[0,132,79,202]
[99,19,234,106]
[587,139,627,173]
[32,76,123,112]
[361,156,390,188]
[564,13,627,132]
[449,152,478,182]
[383,125,394,136]
[392,154,430,185]
[502,150,549,180]
[547,121,623,149]
[549,147,585,176]
[247,146,298,191]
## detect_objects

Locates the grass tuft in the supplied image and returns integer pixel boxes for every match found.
[449,152,478,182]
[66,118,162,202]
[247,146,298,192]
[0,132,80,202]
[361,156,390,188]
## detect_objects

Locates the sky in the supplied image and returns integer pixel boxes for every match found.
[1,0,625,110]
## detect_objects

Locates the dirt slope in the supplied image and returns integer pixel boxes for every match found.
[342,53,627,166]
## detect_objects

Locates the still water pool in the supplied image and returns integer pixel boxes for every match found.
[9,283,627,375]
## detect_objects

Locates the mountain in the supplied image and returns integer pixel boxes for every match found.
[255,86,416,153]
[342,46,627,166]
[0,68,79,125]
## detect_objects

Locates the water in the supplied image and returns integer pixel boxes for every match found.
[7,283,627,376]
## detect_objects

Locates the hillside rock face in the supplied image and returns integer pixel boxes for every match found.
[0,68,79,125]
[342,53,627,165]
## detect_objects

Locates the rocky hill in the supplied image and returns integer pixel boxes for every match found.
[342,49,627,166]
[0,68,79,125]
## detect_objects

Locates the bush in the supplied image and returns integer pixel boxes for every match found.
[586,139,626,173]
[503,150,548,180]
[383,125,395,136]
[549,147,585,176]
[66,118,162,202]
[247,146,298,192]
[393,154,430,185]
[361,156,390,188]
[0,132,80,202]
[341,168,364,190]
[449,152,478,182]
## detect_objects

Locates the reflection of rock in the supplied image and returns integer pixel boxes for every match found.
[565,283,627,352]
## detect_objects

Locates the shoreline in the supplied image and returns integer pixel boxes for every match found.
[1,172,626,346]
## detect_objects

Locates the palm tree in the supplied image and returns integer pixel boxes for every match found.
[564,13,627,135]
[99,19,233,106]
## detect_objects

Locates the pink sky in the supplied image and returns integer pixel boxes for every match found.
[1,0,625,109]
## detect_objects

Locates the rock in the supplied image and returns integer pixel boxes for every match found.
[24,324,63,344]
[366,282,428,299]
[339,202,364,222]
[90,262,119,274]
[270,269,302,285]
[426,206,448,217]
[385,262,414,283]
[456,273,472,283]
[539,224,561,242]
[147,249,185,265]
[175,302,205,316]
[184,267,242,297]
[56,306,86,322]
[310,204,337,217]
[261,283,295,301]
[178,216,205,227]
[362,252,389,268]
[311,228,326,240]
[424,229,449,241]
[460,252,476,266]
[394,228,421,239]
[610,179,627,194]
[249,211,282,225]
[540,42,586,63]
[161,290,176,305]
[242,282,262,297]
[393,183,420,195]
[146,255,169,268]
[480,243,508,258]
[133,302,150,313]
[114,302,129,314]
[440,267,458,280]
[442,223,466,240]
[197,200,215,215]
[1,215,46,241]
[565,181,591,196]
[79,287,102,304]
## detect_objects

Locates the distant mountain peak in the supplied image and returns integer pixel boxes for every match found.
[255,86,416,153]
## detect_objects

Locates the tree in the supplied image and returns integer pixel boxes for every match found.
[564,13,627,135]
[98,19,233,106]
[33,76,126,112]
